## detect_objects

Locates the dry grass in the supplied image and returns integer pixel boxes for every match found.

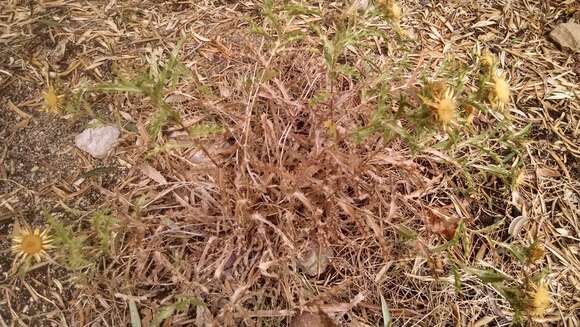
[1,0,579,326]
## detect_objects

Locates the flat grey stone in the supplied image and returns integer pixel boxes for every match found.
[75,123,120,159]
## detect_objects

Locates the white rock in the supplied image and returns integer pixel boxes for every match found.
[354,0,369,12]
[75,123,120,159]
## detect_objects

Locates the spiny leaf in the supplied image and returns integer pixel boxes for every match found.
[452,265,462,295]
[188,123,224,138]
[148,105,180,138]
[95,81,144,94]
[150,296,204,327]
[150,304,176,327]
[396,224,417,241]
[45,212,89,269]
[494,241,527,262]
[466,267,507,283]
[494,283,525,323]
[91,211,118,255]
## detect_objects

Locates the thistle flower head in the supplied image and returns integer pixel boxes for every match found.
[489,73,511,109]
[42,85,62,113]
[11,225,54,263]
[480,50,495,69]
[378,0,402,23]
[528,282,551,317]
[423,86,456,126]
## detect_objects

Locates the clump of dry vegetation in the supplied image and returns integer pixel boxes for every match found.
[1,0,579,326]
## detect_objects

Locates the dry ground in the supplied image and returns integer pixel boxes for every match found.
[1,0,579,326]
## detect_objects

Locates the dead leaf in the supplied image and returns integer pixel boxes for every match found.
[140,163,167,184]
[218,83,232,98]
[424,207,459,240]
[535,167,561,178]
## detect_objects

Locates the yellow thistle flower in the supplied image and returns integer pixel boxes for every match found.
[11,225,54,263]
[526,242,545,264]
[480,50,495,69]
[378,0,402,23]
[42,85,63,113]
[489,73,510,109]
[387,2,402,22]
[423,87,456,126]
[528,282,551,317]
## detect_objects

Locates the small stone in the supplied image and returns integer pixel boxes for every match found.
[290,312,337,327]
[75,122,120,159]
[298,243,333,277]
[353,0,369,12]
[549,22,580,52]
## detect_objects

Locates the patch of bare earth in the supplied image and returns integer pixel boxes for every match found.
[0,104,125,325]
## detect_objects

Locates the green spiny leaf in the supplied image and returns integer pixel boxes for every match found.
[396,225,417,242]
[45,212,89,269]
[466,267,507,283]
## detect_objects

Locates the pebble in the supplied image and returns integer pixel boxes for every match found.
[75,121,120,159]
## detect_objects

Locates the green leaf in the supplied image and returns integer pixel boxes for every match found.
[148,105,179,138]
[322,37,334,68]
[493,283,525,322]
[95,81,144,94]
[45,212,89,270]
[188,123,224,138]
[396,225,417,242]
[475,218,504,234]
[129,300,142,327]
[466,267,507,283]
[472,164,510,179]
[80,166,117,178]
[284,3,320,16]
[336,64,361,79]
[150,305,177,327]
[494,241,526,262]
[380,294,392,327]
[150,296,204,327]
[145,142,196,159]
[91,211,118,255]
[452,265,462,295]
[175,296,205,311]
[308,91,330,107]
[462,225,472,258]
